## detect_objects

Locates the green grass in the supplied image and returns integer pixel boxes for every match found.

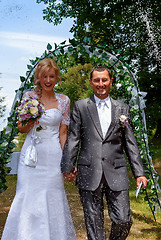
[150,141,161,162]
[1,140,161,240]
[0,175,161,239]
[129,179,161,239]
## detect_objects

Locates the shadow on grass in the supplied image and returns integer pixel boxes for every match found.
[132,210,161,225]
[132,211,161,239]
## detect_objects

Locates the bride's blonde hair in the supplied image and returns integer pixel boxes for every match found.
[33,58,60,98]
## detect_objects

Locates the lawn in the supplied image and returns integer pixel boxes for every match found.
[0,142,161,239]
[0,174,161,239]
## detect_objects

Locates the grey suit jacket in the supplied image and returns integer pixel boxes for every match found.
[61,96,145,191]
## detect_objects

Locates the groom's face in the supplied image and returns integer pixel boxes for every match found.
[89,69,113,100]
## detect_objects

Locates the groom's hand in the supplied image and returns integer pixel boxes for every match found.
[63,168,77,182]
[136,176,148,188]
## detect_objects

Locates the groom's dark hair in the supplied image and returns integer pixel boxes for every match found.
[90,66,112,80]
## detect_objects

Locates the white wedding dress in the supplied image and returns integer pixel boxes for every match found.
[2,92,76,240]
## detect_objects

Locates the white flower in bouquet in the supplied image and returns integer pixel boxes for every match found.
[16,96,45,126]
[30,106,39,115]
[31,99,39,107]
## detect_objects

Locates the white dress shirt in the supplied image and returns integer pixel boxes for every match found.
[94,95,111,137]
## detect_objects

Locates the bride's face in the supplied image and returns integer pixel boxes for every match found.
[40,69,57,92]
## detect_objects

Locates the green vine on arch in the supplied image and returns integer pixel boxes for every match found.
[0,38,160,220]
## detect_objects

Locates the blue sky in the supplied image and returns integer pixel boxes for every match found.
[0,0,73,130]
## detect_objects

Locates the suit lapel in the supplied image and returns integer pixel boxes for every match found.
[87,96,103,139]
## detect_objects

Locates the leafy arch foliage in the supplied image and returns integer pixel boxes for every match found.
[0,38,160,218]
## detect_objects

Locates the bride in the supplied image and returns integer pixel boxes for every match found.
[1,58,76,240]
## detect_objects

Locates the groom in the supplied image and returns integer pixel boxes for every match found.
[61,66,147,240]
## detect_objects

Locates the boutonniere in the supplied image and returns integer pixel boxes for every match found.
[119,115,128,127]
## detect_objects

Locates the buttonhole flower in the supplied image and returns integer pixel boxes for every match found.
[119,115,128,127]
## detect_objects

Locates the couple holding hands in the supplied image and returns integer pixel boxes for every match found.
[2,58,147,240]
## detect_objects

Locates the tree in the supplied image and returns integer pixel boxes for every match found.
[55,63,93,109]
[37,0,161,138]
[36,0,160,64]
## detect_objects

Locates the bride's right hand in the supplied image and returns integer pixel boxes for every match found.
[17,120,35,133]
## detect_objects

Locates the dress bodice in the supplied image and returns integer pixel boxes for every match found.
[35,108,62,139]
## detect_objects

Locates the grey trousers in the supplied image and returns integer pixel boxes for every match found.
[79,175,133,240]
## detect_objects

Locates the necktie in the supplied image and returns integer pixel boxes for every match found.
[98,100,109,137]
[99,100,105,109]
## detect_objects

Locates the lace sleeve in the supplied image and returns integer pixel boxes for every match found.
[61,95,70,126]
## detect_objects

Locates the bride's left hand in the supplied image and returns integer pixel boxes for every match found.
[63,168,77,182]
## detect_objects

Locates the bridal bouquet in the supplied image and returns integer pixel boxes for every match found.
[16,96,45,126]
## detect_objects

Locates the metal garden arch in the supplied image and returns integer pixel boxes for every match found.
[0,39,160,219]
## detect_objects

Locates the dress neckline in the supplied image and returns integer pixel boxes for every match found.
[45,108,61,113]
[45,107,58,111]
[43,93,59,112]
